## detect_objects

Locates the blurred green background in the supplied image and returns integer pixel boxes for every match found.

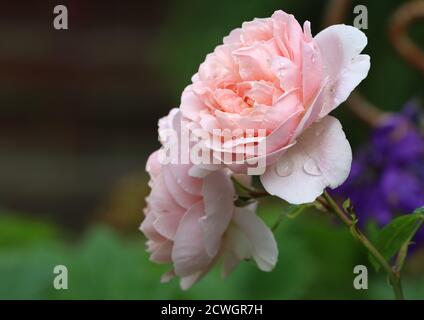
[0,0,423,299]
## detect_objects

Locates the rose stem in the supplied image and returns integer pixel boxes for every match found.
[321,191,404,300]
[231,176,268,198]
[235,179,404,298]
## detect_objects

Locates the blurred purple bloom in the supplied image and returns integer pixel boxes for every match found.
[334,101,424,243]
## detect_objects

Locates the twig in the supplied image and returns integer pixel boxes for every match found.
[231,176,268,198]
[322,191,405,300]
[389,0,424,75]
[346,92,386,127]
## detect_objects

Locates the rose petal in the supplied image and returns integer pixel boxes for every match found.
[221,225,250,278]
[168,163,203,196]
[223,28,242,45]
[270,56,300,92]
[314,24,370,116]
[226,204,278,272]
[148,240,173,264]
[291,81,327,140]
[145,150,161,180]
[148,175,185,213]
[271,10,303,62]
[199,45,240,87]
[201,170,235,257]
[301,39,323,105]
[180,272,203,290]
[160,269,176,283]
[172,201,212,277]
[188,163,222,178]
[261,116,352,204]
[180,85,207,122]
[153,210,183,240]
[233,41,279,81]
[140,210,164,242]
[241,18,273,43]
[263,89,303,132]
[162,165,202,209]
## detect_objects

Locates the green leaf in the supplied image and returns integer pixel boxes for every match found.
[365,221,381,271]
[370,209,424,272]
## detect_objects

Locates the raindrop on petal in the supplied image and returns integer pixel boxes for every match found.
[303,158,322,176]
[275,157,294,177]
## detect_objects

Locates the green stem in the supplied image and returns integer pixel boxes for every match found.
[322,191,405,300]
[394,242,409,273]
[231,176,268,198]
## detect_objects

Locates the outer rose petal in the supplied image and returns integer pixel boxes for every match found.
[161,268,206,291]
[201,170,235,257]
[221,226,250,278]
[148,175,184,213]
[149,240,173,263]
[225,204,278,273]
[172,202,212,277]
[223,28,242,45]
[169,163,203,196]
[180,85,207,122]
[140,211,164,242]
[188,163,222,178]
[162,165,202,209]
[314,25,370,116]
[271,10,303,63]
[161,268,211,291]
[153,210,183,240]
[180,272,203,290]
[145,150,161,180]
[261,116,352,204]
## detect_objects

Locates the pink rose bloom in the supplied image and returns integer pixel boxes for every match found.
[180,10,370,204]
[140,110,277,289]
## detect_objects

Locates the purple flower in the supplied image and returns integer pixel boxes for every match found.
[334,101,424,243]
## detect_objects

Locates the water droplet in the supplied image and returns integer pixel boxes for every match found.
[275,157,293,177]
[303,158,322,176]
